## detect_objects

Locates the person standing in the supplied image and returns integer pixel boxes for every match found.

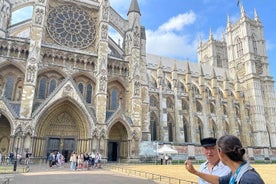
[0,152,2,165]
[70,152,77,170]
[47,152,54,167]
[198,137,230,184]
[185,135,265,184]
[25,152,31,165]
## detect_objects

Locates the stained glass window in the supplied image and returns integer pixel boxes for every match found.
[4,76,14,100]
[38,78,47,99]
[47,5,96,49]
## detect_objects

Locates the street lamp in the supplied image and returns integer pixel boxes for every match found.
[13,131,22,172]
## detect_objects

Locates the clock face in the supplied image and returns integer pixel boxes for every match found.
[47,5,96,49]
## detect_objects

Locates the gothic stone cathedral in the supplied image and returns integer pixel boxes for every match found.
[0,0,275,162]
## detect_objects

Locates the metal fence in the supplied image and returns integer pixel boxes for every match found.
[104,164,197,184]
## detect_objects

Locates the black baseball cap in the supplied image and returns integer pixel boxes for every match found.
[200,137,217,147]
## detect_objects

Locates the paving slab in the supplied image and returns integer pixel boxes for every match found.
[6,164,157,184]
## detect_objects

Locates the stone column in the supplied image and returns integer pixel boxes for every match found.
[20,0,48,118]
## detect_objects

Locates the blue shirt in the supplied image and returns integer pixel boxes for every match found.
[219,168,265,184]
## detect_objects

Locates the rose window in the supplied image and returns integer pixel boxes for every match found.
[47,5,96,49]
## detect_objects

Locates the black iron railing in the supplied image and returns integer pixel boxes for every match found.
[104,164,197,184]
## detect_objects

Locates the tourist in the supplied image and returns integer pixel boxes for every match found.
[198,137,230,184]
[185,135,265,184]
[47,152,54,167]
[25,151,32,165]
[70,151,77,170]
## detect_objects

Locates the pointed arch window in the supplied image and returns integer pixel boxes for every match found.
[110,89,119,110]
[38,77,47,99]
[166,79,172,90]
[197,118,203,141]
[49,79,57,94]
[167,114,174,142]
[196,100,202,112]
[217,55,222,68]
[183,117,188,142]
[86,84,93,103]
[252,35,257,54]
[150,95,157,107]
[236,37,243,58]
[150,112,157,141]
[4,76,15,100]
[78,83,84,95]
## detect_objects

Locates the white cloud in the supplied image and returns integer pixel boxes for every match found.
[145,11,198,61]
[146,30,197,61]
[266,40,276,51]
[158,11,196,32]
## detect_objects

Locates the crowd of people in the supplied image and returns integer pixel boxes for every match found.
[0,151,32,166]
[47,151,102,170]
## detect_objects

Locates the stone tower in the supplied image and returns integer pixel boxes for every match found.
[198,29,228,69]
[225,4,276,147]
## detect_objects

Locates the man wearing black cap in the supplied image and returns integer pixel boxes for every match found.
[198,137,230,184]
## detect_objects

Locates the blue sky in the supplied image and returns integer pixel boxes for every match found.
[12,0,276,83]
[110,0,276,83]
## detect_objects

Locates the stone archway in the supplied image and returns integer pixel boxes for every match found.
[0,115,11,157]
[34,101,90,161]
[107,122,129,162]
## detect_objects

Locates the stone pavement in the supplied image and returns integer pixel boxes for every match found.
[4,164,157,184]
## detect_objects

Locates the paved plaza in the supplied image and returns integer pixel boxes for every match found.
[1,164,157,184]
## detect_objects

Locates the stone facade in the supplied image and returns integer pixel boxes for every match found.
[0,0,275,162]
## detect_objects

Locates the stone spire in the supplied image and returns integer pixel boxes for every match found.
[185,62,192,84]
[226,15,231,30]
[198,35,202,47]
[240,3,246,18]
[211,68,217,89]
[254,8,261,23]
[209,28,213,40]
[199,65,205,87]
[128,0,141,16]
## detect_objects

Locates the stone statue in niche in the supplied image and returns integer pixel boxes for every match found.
[99,75,106,92]
[133,26,140,47]
[134,80,140,96]
[26,65,36,83]
[101,24,108,40]
[35,8,44,25]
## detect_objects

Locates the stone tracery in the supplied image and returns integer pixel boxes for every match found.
[47,5,96,49]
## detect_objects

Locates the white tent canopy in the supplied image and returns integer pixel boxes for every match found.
[158,144,178,154]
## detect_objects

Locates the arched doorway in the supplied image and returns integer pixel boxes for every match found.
[0,115,11,157]
[35,100,90,162]
[107,122,129,162]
